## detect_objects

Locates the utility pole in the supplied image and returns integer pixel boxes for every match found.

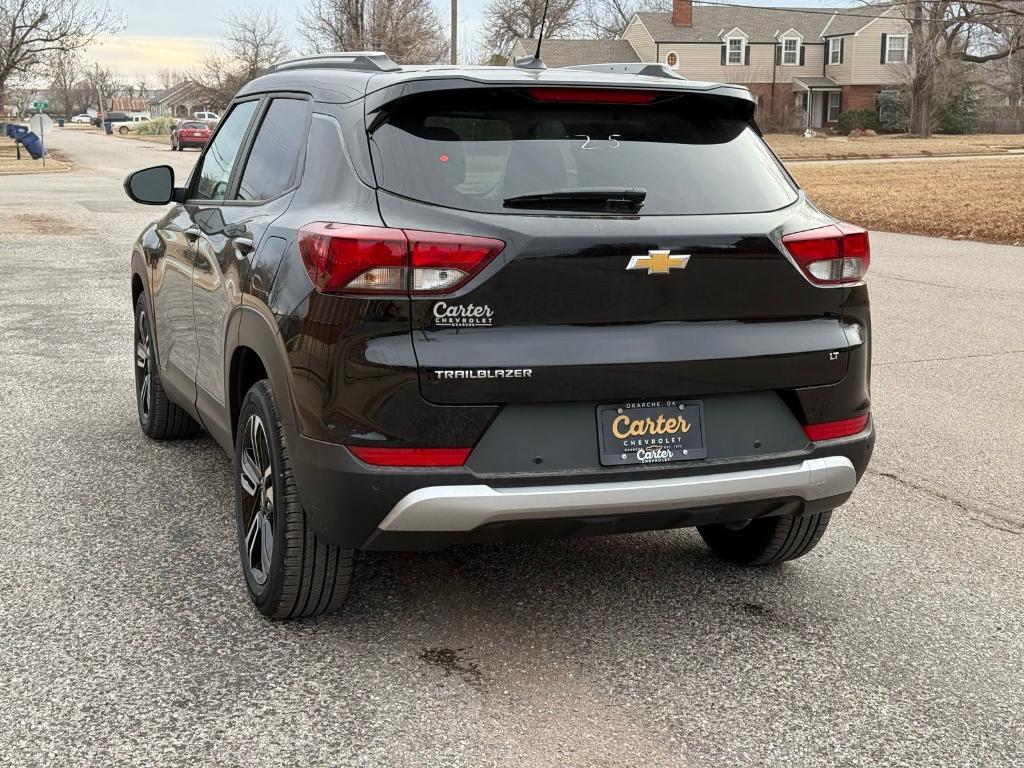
[451,0,457,65]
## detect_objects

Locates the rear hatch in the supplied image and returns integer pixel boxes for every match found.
[368,85,854,405]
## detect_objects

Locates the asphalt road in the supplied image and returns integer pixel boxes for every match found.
[1,128,1021,767]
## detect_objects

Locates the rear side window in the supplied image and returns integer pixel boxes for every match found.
[194,100,258,201]
[369,89,797,215]
[237,98,309,201]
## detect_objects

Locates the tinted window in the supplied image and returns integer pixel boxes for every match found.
[180,122,206,130]
[370,89,797,215]
[237,99,308,201]
[194,100,258,201]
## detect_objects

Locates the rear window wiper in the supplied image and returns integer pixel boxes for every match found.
[503,187,646,212]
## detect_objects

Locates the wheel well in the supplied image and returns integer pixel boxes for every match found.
[230,346,268,439]
[132,273,144,307]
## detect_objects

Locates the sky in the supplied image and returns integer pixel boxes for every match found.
[86,0,842,81]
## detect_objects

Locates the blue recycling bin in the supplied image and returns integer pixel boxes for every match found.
[15,131,45,159]
[103,121,113,135]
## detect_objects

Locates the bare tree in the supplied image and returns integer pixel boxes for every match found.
[873,0,1024,136]
[298,0,449,64]
[0,0,121,109]
[82,62,124,113]
[196,9,290,109]
[584,0,668,39]
[157,67,189,91]
[482,0,586,56]
[49,51,81,117]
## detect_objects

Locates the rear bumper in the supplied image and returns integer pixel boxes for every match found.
[287,424,873,551]
[378,456,854,532]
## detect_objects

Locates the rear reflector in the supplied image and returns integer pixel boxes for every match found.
[298,223,504,295]
[527,87,659,104]
[347,446,472,467]
[803,414,869,441]
[782,223,870,286]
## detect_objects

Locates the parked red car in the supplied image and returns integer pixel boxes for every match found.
[170,121,211,151]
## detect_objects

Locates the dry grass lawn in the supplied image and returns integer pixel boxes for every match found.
[791,156,1024,246]
[0,143,70,174]
[767,133,1024,161]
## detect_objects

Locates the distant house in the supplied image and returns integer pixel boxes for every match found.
[149,81,211,119]
[110,97,152,117]
[513,0,912,129]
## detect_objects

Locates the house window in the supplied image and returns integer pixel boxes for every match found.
[827,91,842,122]
[782,37,800,65]
[727,37,744,65]
[666,51,679,69]
[828,38,842,65]
[886,35,907,64]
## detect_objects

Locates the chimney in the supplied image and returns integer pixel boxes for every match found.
[672,0,693,27]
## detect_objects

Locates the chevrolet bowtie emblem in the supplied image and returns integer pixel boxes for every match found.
[626,250,691,275]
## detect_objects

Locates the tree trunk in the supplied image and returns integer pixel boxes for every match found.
[909,73,933,137]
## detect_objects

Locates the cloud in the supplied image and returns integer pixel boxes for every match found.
[85,35,221,80]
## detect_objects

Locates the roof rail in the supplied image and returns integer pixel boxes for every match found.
[268,52,401,74]
[561,63,686,80]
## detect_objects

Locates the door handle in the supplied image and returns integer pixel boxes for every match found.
[183,228,200,243]
[232,237,254,254]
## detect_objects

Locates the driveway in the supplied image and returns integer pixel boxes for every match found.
[0,128,1021,767]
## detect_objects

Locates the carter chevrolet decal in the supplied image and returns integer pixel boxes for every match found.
[432,301,493,327]
[626,250,691,275]
[434,369,532,379]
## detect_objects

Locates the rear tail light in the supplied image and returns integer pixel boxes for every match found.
[298,223,504,295]
[348,446,471,467]
[803,414,869,441]
[527,87,660,104]
[782,223,870,285]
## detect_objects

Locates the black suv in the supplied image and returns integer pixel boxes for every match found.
[124,53,873,619]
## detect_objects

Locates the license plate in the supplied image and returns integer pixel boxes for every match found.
[597,400,706,466]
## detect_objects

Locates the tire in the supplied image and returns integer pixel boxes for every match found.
[697,511,833,566]
[235,380,355,619]
[134,295,201,439]
[119,126,129,135]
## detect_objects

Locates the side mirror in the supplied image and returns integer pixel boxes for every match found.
[124,165,176,205]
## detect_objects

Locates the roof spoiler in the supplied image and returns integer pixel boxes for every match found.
[561,63,686,80]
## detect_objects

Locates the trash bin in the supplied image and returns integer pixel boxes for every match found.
[15,131,45,160]
[58,119,65,128]
[103,121,113,135]
[12,125,28,140]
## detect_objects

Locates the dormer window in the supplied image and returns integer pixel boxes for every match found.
[782,36,800,65]
[666,51,679,69]
[727,37,745,65]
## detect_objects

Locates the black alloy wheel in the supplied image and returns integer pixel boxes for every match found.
[239,412,275,590]
[134,305,153,427]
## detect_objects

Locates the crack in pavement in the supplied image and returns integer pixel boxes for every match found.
[867,468,1024,535]
[874,349,1024,366]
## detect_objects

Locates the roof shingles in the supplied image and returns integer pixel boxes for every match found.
[636,6,858,43]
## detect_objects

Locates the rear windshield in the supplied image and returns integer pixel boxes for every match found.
[368,88,797,215]
[181,122,207,130]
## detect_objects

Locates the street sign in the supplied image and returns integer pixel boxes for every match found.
[32,100,48,109]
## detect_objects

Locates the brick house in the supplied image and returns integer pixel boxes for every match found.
[512,0,912,129]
